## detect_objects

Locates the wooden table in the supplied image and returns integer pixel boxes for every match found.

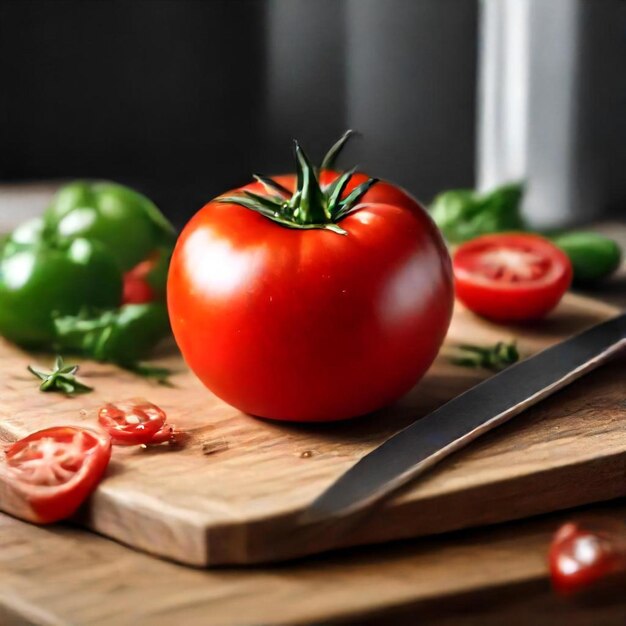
[0,184,625,625]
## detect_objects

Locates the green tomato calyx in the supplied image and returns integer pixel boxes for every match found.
[218,131,378,235]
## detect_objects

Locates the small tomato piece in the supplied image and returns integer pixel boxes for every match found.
[453,233,572,322]
[122,249,171,304]
[2,426,111,523]
[123,272,155,304]
[549,520,626,595]
[98,400,166,445]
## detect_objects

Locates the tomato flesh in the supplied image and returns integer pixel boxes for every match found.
[453,233,572,322]
[4,426,111,523]
[98,400,166,445]
[168,171,453,421]
[549,520,626,595]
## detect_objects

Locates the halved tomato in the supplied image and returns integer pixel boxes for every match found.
[453,233,572,322]
[2,426,111,524]
[98,400,166,445]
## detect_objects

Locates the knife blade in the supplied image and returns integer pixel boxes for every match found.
[300,313,626,526]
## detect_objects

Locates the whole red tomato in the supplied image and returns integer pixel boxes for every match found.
[168,133,453,421]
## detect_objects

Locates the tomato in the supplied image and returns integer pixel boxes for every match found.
[122,249,171,305]
[167,136,453,421]
[98,400,166,445]
[123,272,155,304]
[2,426,111,524]
[453,233,572,322]
[549,520,626,595]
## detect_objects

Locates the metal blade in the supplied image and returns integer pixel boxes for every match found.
[301,313,626,526]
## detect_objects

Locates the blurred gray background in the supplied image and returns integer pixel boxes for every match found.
[1,0,624,227]
[0,0,477,225]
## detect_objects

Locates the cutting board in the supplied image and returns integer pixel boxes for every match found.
[0,293,623,566]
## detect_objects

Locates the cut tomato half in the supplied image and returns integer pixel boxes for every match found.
[3,426,111,523]
[453,233,572,322]
[98,400,166,445]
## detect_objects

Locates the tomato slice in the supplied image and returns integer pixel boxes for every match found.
[453,233,572,322]
[3,426,111,524]
[98,400,166,445]
[549,520,626,595]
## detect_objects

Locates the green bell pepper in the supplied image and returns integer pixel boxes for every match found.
[144,247,171,298]
[45,181,176,271]
[2,217,45,255]
[53,302,170,365]
[0,238,122,347]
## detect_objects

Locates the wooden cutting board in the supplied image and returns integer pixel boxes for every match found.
[0,293,623,566]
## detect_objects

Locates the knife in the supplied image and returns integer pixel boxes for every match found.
[301,313,626,526]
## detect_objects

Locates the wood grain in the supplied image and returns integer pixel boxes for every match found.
[0,502,625,626]
[0,293,623,566]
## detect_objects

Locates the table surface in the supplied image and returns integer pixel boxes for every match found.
[0,184,625,625]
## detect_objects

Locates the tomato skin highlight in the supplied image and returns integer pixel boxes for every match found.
[3,427,111,524]
[453,233,572,322]
[168,172,453,422]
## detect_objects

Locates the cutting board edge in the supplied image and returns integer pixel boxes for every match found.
[208,447,626,566]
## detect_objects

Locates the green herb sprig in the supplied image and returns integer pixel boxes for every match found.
[124,362,173,386]
[447,341,520,372]
[28,355,93,395]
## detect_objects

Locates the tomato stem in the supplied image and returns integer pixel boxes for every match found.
[218,132,377,234]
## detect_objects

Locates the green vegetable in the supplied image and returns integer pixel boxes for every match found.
[44,181,176,271]
[0,238,122,347]
[447,341,519,372]
[430,183,525,244]
[550,231,621,284]
[28,355,92,395]
[126,363,173,386]
[0,181,175,367]
[143,246,172,300]
[431,181,622,283]
[2,217,45,257]
[53,303,170,366]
